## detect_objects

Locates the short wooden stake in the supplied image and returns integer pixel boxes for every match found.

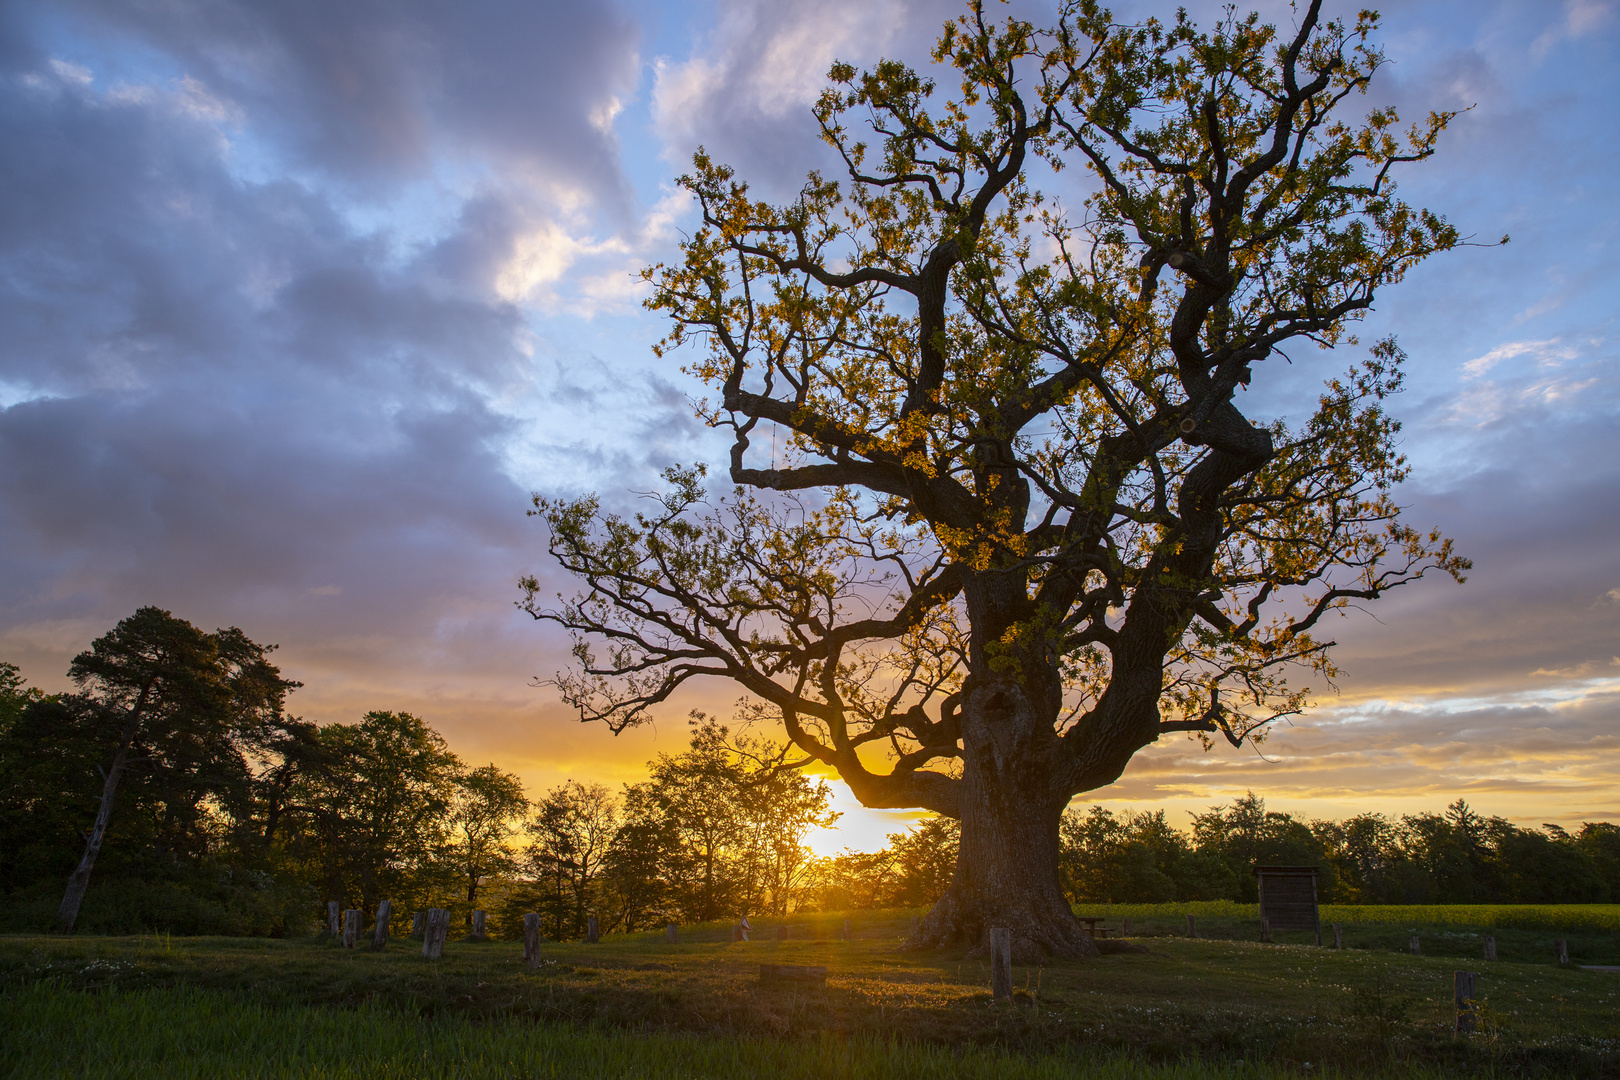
[372,900,391,949]
[841,918,851,941]
[665,922,678,943]
[327,901,341,938]
[411,911,424,938]
[1556,939,1570,966]
[1410,934,1421,956]
[731,923,743,942]
[422,908,449,959]
[342,908,360,948]
[776,924,788,941]
[1121,918,1131,937]
[1333,923,1343,950]
[1483,936,1496,961]
[587,915,599,943]
[1455,970,1478,1034]
[523,913,541,968]
[989,927,1013,1002]
[471,910,487,940]
[1260,916,1271,943]
[1186,914,1197,938]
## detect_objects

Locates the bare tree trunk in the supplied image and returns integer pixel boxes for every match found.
[55,720,139,934]
[913,676,1097,961]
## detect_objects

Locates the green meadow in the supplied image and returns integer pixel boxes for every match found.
[3,905,1618,1078]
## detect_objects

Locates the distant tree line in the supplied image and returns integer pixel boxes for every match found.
[3,609,1616,938]
[1049,796,1620,906]
[0,609,842,937]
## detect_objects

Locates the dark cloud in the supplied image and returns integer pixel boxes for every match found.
[0,0,681,725]
[48,0,641,200]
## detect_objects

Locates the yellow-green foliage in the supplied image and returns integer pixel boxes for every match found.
[1322,904,1620,933]
[1074,901,1620,933]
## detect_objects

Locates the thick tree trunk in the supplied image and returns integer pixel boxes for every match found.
[910,675,1097,961]
[56,721,138,934]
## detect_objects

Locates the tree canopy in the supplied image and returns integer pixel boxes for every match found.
[525,0,1473,956]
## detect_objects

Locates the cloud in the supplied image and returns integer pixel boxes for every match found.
[0,0,697,743]
[1533,0,1617,59]
[650,0,967,192]
[1460,337,1577,378]
[53,0,641,200]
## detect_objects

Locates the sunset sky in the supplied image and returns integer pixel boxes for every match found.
[1,0,1615,854]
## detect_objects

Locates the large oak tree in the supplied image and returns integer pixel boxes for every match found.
[523,0,1471,957]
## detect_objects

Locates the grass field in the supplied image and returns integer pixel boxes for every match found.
[2,906,1617,1078]
[0,982,1435,1080]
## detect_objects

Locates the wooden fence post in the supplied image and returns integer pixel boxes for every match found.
[1121,918,1131,937]
[471,910,487,940]
[1556,939,1569,967]
[422,908,449,959]
[842,918,851,941]
[587,915,599,944]
[1409,935,1421,955]
[776,925,788,942]
[327,901,340,939]
[523,913,541,968]
[1260,916,1271,943]
[731,923,743,942]
[1455,970,1477,1034]
[342,909,360,948]
[665,922,678,943]
[410,911,424,938]
[1483,936,1496,961]
[989,928,1012,1002]
[1333,923,1343,950]
[372,900,392,949]
[1186,914,1196,938]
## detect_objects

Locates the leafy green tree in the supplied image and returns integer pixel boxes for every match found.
[447,763,529,909]
[727,726,839,915]
[884,816,960,907]
[1189,792,1333,901]
[290,711,462,915]
[1574,823,1620,901]
[621,720,748,923]
[1492,826,1607,904]
[522,780,619,939]
[597,810,675,932]
[591,719,837,925]
[1314,812,1405,903]
[815,847,897,911]
[525,0,1470,954]
[1059,805,1233,903]
[0,693,117,898]
[0,662,43,736]
[1394,799,1508,903]
[812,816,957,910]
[53,608,298,932]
